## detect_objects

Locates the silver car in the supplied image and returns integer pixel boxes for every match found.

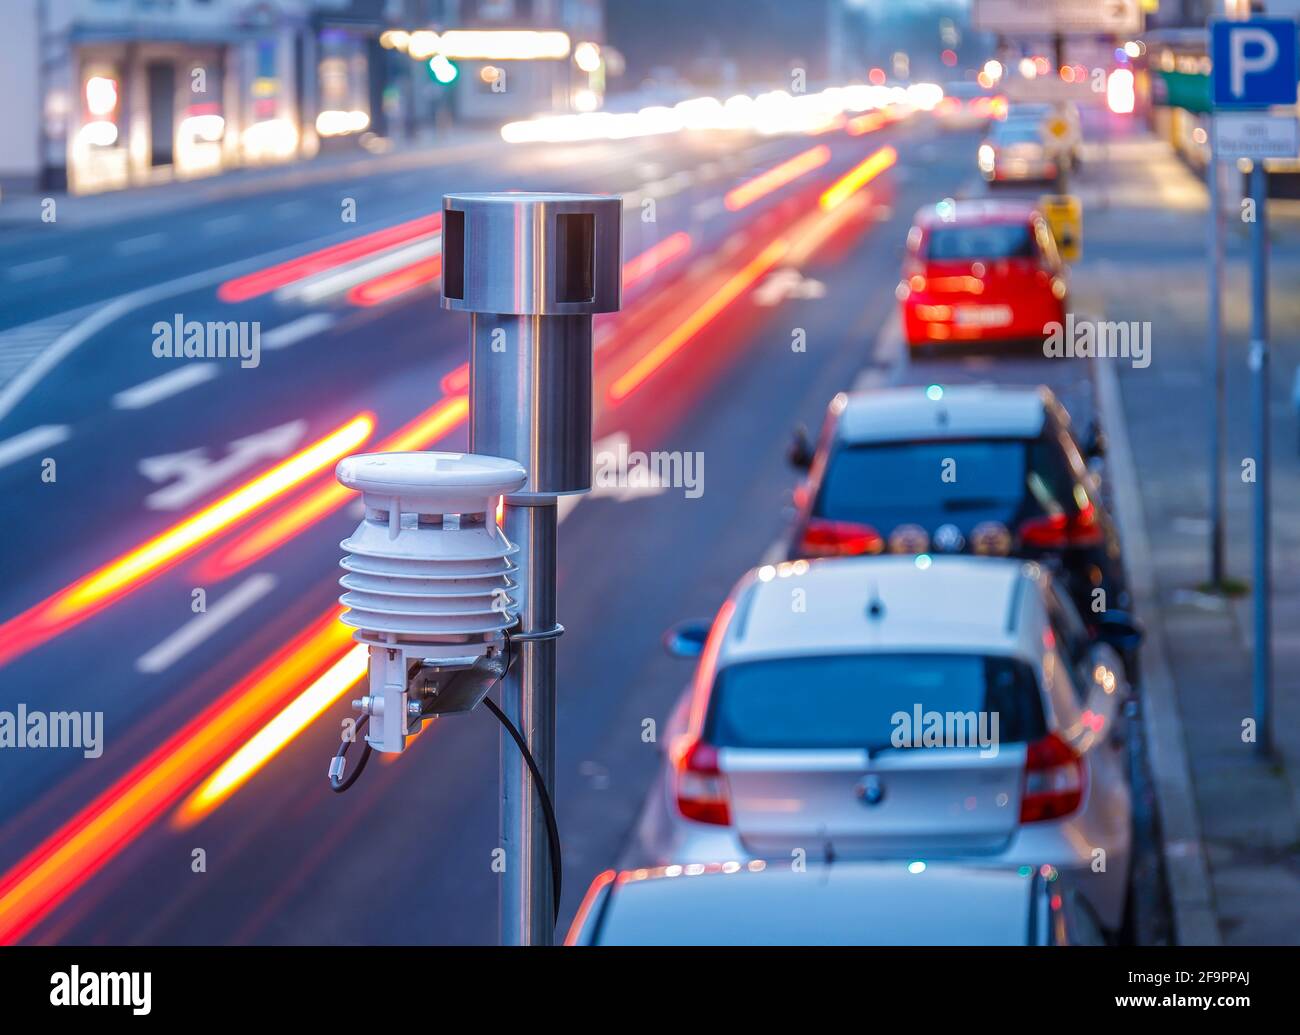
[630,555,1138,933]
[567,859,1107,945]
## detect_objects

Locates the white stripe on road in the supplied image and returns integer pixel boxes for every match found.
[113,233,167,256]
[8,256,69,281]
[203,214,247,236]
[112,363,219,410]
[0,424,70,469]
[135,574,278,674]
[262,312,337,350]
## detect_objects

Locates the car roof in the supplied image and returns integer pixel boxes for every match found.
[833,384,1050,443]
[588,860,1043,945]
[718,555,1040,663]
[912,198,1039,228]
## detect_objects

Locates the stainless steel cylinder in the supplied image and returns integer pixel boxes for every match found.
[443,192,622,946]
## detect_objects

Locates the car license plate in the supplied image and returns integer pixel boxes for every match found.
[954,305,1012,327]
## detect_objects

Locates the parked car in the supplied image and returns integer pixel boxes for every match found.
[898,199,1068,347]
[998,100,1082,171]
[566,860,1107,945]
[783,384,1134,672]
[979,116,1058,184]
[633,555,1138,933]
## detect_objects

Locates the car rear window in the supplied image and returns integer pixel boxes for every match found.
[816,440,1027,519]
[705,653,1046,750]
[925,223,1035,261]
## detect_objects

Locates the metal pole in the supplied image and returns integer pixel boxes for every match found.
[499,499,557,944]
[1207,128,1226,588]
[443,193,622,944]
[1248,162,1271,757]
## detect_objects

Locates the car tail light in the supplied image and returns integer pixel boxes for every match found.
[799,517,884,557]
[673,739,731,826]
[1020,732,1085,823]
[1018,501,1103,549]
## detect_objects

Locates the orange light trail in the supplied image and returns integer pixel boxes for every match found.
[440,363,470,395]
[175,644,369,826]
[846,111,889,136]
[621,231,692,288]
[200,395,470,580]
[724,145,830,211]
[608,237,789,402]
[345,254,443,308]
[819,144,897,211]
[0,414,375,670]
[217,214,442,303]
[0,608,353,944]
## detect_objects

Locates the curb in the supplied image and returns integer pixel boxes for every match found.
[1094,355,1222,946]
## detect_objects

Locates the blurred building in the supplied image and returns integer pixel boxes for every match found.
[0,0,606,196]
[0,0,395,195]
[607,0,856,91]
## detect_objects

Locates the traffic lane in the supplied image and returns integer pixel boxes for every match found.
[0,140,849,856]
[20,125,970,944]
[0,128,848,332]
[0,117,922,598]
[0,117,951,941]
[0,119,907,437]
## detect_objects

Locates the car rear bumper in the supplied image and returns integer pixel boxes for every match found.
[902,299,1064,347]
[631,779,1132,931]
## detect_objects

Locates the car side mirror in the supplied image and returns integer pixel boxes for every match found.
[787,424,813,470]
[663,619,711,658]
[1094,611,1143,653]
[1084,423,1107,459]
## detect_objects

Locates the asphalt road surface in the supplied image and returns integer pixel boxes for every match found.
[0,111,1168,944]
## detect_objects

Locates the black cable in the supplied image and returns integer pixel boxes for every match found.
[483,695,563,923]
[329,714,373,793]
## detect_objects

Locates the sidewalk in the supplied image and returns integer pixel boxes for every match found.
[0,126,502,232]
[1072,127,1300,945]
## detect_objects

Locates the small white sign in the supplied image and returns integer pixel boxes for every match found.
[1213,113,1300,160]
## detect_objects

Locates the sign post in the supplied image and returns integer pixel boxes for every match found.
[1210,17,1298,757]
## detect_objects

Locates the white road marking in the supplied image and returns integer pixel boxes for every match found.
[203,214,247,236]
[8,256,68,281]
[135,574,278,674]
[262,313,337,350]
[112,363,219,410]
[140,419,307,510]
[691,198,726,221]
[0,424,69,470]
[113,233,167,256]
[753,268,826,307]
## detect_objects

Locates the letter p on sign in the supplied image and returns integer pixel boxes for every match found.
[1212,18,1298,108]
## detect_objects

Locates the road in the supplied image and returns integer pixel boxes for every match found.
[0,109,1167,943]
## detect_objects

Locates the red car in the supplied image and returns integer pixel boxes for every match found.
[898,200,1068,347]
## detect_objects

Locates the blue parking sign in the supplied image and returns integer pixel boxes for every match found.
[1212,18,1298,108]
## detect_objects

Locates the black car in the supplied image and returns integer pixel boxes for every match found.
[784,384,1139,673]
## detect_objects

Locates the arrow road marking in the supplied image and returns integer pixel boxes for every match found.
[140,419,307,510]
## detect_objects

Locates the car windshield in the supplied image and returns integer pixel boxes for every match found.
[992,121,1044,145]
[817,439,1026,516]
[706,653,1046,749]
[925,223,1035,261]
